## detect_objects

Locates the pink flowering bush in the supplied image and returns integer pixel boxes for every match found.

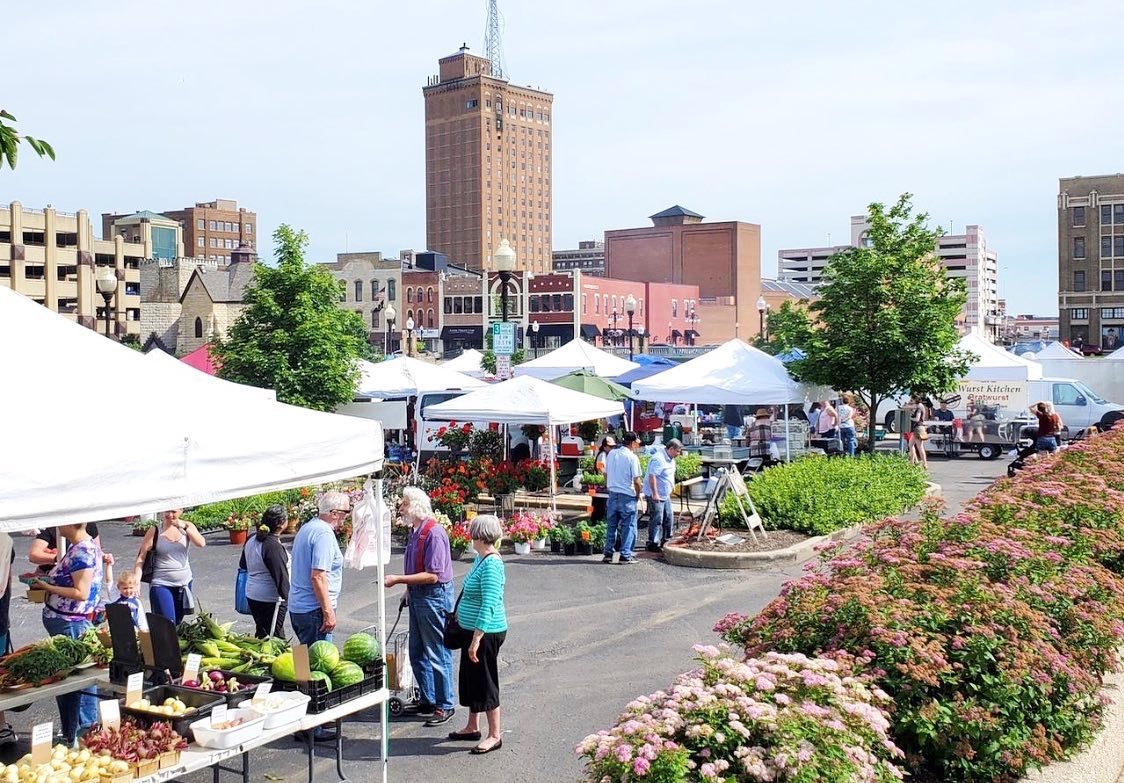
[504,511,542,544]
[577,646,903,783]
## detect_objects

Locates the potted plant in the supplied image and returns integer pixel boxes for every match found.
[548,524,566,553]
[505,512,539,556]
[533,513,553,550]
[674,451,703,483]
[131,517,156,537]
[559,525,577,556]
[589,521,607,552]
[577,419,601,444]
[226,514,254,545]
[581,472,606,493]
[449,521,472,560]
[575,521,594,556]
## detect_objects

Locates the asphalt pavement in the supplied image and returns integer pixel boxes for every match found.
[1,453,1008,782]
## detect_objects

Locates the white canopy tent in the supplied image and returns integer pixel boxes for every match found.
[440,348,491,378]
[145,349,278,401]
[631,339,806,405]
[958,332,1042,381]
[0,286,384,531]
[513,338,639,381]
[356,355,486,398]
[1034,341,1082,360]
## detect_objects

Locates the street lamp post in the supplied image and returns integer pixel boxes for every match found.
[96,268,117,339]
[668,320,673,346]
[405,316,415,357]
[494,238,516,324]
[531,320,540,358]
[385,304,396,355]
[624,294,637,361]
[756,296,768,340]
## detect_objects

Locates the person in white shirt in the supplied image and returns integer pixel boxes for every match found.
[644,439,682,552]
[602,432,643,564]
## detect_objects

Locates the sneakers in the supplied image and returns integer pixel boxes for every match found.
[618,558,638,565]
[424,708,456,727]
[645,542,661,553]
[601,557,613,564]
[415,703,437,719]
[0,724,17,746]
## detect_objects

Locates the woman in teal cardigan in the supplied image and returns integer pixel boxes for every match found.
[448,514,508,754]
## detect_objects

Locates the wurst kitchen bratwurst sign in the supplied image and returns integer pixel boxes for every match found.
[953,380,1028,416]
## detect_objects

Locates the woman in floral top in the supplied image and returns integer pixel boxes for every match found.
[32,522,103,745]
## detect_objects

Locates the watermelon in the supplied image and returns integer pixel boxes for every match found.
[342,632,380,666]
[330,661,365,689]
[309,670,333,692]
[271,652,296,682]
[309,640,341,674]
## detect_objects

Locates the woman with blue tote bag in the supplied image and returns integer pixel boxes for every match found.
[237,506,290,638]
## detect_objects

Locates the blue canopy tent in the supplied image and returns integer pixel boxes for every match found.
[776,347,806,363]
[631,354,678,367]
[612,363,673,387]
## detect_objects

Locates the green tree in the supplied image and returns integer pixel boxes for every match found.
[0,110,55,170]
[753,300,813,357]
[480,327,526,376]
[212,225,373,411]
[789,194,972,450]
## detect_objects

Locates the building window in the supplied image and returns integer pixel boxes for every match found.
[466,99,479,109]
[672,299,678,317]
[562,293,573,311]
[354,280,363,301]
[1117,270,1124,291]
[581,293,587,314]
[1103,237,1113,258]
[474,296,483,313]
[197,237,204,248]
[1116,205,1124,224]
[209,221,216,231]
[1116,237,1124,258]
[1102,205,1112,224]
[639,298,644,316]
[1074,237,1085,259]
[194,317,203,338]
[552,294,563,311]
[372,310,379,327]
[226,222,233,232]
[541,295,552,312]
[427,287,434,303]
[530,295,540,312]
[196,219,204,230]
[1071,308,1089,321]
[371,280,378,299]
[246,223,252,234]
[1073,206,1086,227]
[1102,308,1124,319]
[1102,270,1113,291]
[594,295,600,315]
[406,288,414,303]
[1074,271,1086,292]
[387,279,396,300]
[428,309,435,328]
[453,297,463,314]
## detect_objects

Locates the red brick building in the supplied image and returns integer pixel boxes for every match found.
[577,277,700,347]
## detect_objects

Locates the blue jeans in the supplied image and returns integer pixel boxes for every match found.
[407,582,455,712]
[149,582,193,626]
[289,607,332,646]
[604,492,638,560]
[1036,436,1058,453]
[725,424,741,440]
[840,427,857,457]
[43,616,98,742]
[646,496,674,546]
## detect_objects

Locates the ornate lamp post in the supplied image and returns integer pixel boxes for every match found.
[668,320,674,346]
[494,238,516,323]
[624,294,637,361]
[96,268,117,339]
[385,304,396,355]
[531,320,540,358]
[756,296,768,340]
[405,316,415,357]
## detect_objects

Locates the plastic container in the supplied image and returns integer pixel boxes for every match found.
[189,708,267,749]
[248,691,311,729]
[121,685,225,741]
[175,670,272,707]
[270,662,384,714]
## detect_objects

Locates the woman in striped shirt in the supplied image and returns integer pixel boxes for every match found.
[448,515,508,755]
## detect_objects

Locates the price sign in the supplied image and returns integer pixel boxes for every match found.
[31,722,52,765]
[126,672,144,707]
[496,354,512,380]
[211,704,228,727]
[99,699,121,731]
[292,644,312,683]
[138,631,155,667]
[183,654,202,685]
[492,321,516,356]
[252,682,271,705]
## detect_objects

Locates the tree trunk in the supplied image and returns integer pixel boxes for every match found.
[867,392,881,453]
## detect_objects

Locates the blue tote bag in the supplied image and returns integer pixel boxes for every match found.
[234,568,252,615]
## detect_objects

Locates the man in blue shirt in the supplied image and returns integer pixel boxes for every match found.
[644,439,682,552]
[603,431,643,564]
[289,491,348,646]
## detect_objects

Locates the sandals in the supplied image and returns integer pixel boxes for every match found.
[447,730,481,741]
[471,739,502,754]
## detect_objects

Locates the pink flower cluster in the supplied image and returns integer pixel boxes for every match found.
[576,647,903,783]
[503,510,554,544]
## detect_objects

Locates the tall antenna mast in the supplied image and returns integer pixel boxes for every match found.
[484,0,506,79]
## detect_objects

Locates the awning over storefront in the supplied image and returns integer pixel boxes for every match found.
[671,329,682,339]
[441,325,483,342]
[537,323,573,339]
[685,329,700,340]
[580,324,601,339]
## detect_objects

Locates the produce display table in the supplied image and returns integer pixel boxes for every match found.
[134,688,389,783]
[0,670,108,712]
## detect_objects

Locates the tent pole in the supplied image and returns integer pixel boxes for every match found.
[785,413,791,462]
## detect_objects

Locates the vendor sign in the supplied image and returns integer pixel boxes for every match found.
[952,380,1028,417]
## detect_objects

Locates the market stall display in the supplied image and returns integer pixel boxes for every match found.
[0,631,107,689]
[177,612,289,676]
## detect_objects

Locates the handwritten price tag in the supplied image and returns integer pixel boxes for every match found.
[183,654,202,684]
[99,699,121,730]
[211,704,228,727]
[252,682,271,704]
[31,722,52,765]
[126,672,144,706]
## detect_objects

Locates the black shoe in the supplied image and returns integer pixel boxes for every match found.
[645,543,660,552]
[601,557,613,564]
[425,708,455,727]
[618,558,638,565]
[415,703,437,718]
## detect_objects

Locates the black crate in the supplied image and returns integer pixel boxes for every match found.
[120,685,225,741]
[174,670,273,708]
[272,661,384,713]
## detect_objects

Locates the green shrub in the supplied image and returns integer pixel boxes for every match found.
[673,450,702,482]
[185,489,298,531]
[719,454,926,534]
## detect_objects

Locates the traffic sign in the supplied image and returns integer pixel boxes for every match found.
[496,354,513,380]
[492,321,516,356]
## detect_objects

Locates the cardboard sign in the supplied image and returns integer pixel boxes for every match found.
[211,704,228,727]
[138,631,155,667]
[30,722,52,765]
[183,654,202,685]
[292,644,312,683]
[99,698,121,730]
[126,672,144,707]
[251,682,271,705]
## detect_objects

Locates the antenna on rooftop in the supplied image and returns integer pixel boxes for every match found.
[484,0,507,79]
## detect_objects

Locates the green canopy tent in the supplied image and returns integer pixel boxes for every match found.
[549,369,632,401]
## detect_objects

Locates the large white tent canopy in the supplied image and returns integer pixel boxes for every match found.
[958,332,1042,380]
[356,355,486,398]
[513,338,639,381]
[440,348,490,378]
[1033,341,1081,360]
[145,349,278,401]
[424,375,624,426]
[632,339,806,404]
[0,287,383,531]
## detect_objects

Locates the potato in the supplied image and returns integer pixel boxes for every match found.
[107,762,128,775]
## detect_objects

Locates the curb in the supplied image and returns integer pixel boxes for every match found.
[661,481,942,570]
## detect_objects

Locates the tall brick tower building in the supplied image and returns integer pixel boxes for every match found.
[423,45,553,274]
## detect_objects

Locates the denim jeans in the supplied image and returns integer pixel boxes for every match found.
[646,496,675,546]
[42,616,98,742]
[149,582,193,626]
[604,492,638,560]
[289,607,332,646]
[840,426,857,457]
[407,582,455,711]
[1036,436,1058,453]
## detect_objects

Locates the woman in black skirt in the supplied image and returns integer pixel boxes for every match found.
[447,514,507,754]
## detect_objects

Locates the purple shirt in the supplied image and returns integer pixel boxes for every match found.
[403,520,453,584]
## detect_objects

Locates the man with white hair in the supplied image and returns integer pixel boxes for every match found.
[289,490,349,647]
[385,486,456,726]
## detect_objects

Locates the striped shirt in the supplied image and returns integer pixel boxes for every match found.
[456,554,507,634]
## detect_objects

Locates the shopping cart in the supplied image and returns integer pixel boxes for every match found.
[383,600,421,717]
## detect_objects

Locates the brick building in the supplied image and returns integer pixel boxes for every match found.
[552,240,604,276]
[322,252,401,351]
[604,206,762,343]
[107,199,257,264]
[577,277,701,347]
[1058,174,1124,351]
[423,46,553,273]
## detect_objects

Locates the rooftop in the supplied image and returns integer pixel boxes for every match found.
[649,205,705,220]
[761,278,817,299]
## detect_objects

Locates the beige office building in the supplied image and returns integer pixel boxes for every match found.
[423,46,553,273]
[1,201,148,338]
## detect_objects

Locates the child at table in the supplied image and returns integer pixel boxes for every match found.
[104,568,148,631]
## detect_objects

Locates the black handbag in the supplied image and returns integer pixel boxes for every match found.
[442,553,495,650]
[140,529,157,584]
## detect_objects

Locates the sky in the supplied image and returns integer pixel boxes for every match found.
[3,0,1121,315]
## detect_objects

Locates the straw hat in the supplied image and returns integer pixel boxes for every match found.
[754,408,771,419]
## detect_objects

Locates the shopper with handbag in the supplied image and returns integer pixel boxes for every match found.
[238,505,290,639]
[448,514,507,755]
[383,487,456,727]
[132,509,205,624]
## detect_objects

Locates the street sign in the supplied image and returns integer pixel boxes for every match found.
[492,321,516,356]
[496,354,513,380]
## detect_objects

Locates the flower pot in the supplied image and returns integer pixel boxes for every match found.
[452,546,468,560]
[285,517,299,535]
[228,529,249,546]
[533,537,548,550]
[550,541,562,553]
[513,541,532,556]
[576,541,593,556]
[131,527,148,537]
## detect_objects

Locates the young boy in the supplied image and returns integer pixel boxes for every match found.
[106,569,148,631]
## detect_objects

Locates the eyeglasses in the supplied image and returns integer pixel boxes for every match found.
[330,508,350,515]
